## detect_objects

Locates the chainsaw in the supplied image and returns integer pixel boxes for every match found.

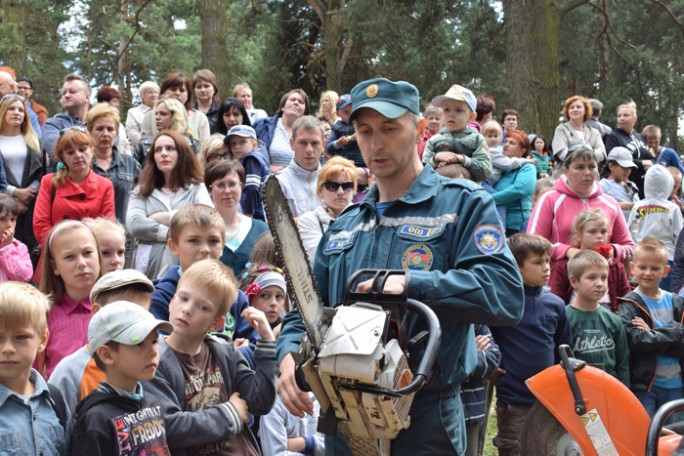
[263,176,442,455]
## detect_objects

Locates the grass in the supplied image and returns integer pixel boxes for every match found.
[483,409,498,456]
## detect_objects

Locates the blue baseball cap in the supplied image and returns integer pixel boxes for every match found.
[349,78,420,122]
[227,124,257,140]
[432,84,477,112]
[336,94,352,111]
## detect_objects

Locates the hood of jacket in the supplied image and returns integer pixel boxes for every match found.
[553,175,602,199]
[643,164,674,200]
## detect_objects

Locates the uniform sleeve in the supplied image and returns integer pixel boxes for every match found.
[492,164,535,205]
[33,174,54,247]
[0,240,33,282]
[406,189,524,325]
[461,135,492,181]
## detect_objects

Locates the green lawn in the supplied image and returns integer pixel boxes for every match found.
[483,410,498,455]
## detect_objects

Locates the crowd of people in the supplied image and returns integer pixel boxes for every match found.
[0,63,684,456]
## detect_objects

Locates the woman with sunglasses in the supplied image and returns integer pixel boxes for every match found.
[298,156,357,265]
[126,131,211,280]
[204,159,267,275]
[0,94,41,265]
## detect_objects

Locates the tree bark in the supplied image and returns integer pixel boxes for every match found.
[199,0,231,99]
[503,0,589,140]
[308,0,351,92]
[0,0,26,73]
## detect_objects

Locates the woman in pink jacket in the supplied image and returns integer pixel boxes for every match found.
[527,144,634,263]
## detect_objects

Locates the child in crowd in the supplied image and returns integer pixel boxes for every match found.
[628,165,683,290]
[70,301,173,455]
[549,210,631,312]
[259,393,325,456]
[566,250,630,385]
[482,120,534,186]
[0,194,32,282]
[518,178,555,233]
[619,238,684,417]
[240,264,288,336]
[146,259,277,454]
[325,94,364,168]
[150,203,259,366]
[422,84,491,182]
[224,125,269,221]
[490,233,572,455]
[599,146,640,220]
[84,216,126,274]
[418,104,442,159]
[49,268,155,413]
[460,325,500,456]
[530,135,551,178]
[0,282,67,455]
[36,220,102,378]
[248,232,283,270]
[668,166,684,212]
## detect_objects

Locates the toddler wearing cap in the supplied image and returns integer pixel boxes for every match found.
[70,301,173,455]
[422,84,492,182]
[49,268,156,414]
[224,124,269,220]
[600,146,640,220]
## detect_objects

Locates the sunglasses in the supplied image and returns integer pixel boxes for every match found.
[324,181,354,192]
[207,152,231,163]
[59,125,88,136]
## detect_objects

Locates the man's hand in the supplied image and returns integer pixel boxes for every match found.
[356,274,405,294]
[278,353,314,418]
[434,151,462,165]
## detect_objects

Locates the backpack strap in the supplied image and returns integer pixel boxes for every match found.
[47,383,67,429]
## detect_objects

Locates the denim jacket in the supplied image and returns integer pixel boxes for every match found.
[0,368,68,455]
[92,146,141,224]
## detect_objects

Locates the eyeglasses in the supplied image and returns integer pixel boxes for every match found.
[206,152,231,163]
[16,86,31,92]
[59,125,88,136]
[210,181,242,191]
[323,181,354,192]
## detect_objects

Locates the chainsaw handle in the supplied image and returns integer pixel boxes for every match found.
[344,269,410,309]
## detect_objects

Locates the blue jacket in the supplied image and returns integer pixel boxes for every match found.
[150,266,259,367]
[42,112,85,156]
[492,162,536,232]
[253,114,281,152]
[277,165,524,390]
[654,146,684,173]
[0,369,68,455]
[491,285,572,406]
[241,145,270,220]
[325,119,365,168]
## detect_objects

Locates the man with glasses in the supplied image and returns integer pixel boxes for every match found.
[17,77,48,128]
[42,73,91,157]
[274,115,323,221]
[0,71,41,138]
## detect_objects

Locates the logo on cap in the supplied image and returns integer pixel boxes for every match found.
[366,84,379,98]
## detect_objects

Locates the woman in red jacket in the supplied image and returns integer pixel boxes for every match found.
[33,128,115,279]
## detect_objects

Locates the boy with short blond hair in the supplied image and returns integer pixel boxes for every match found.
[49,268,156,413]
[150,203,260,365]
[619,237,684,417]
[491,233,572,455]
[70,301,173,455]
[146,259,277,455]
[422,84,492,182]
[566,250,630,385]
[0,282,67,456]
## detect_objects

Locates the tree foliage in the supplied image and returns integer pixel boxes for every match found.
[0,0,682,146]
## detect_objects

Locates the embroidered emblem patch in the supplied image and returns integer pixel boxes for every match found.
[366,84,379,98]
[324,234,355,253]
[473,225,503,254]
[402,244,434,271]
[399,224,444,238]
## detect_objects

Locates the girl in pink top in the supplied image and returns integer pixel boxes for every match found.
[35,220,101,378]
[0,194,32,282]
[527,144,634,264]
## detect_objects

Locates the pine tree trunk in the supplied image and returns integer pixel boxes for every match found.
[199,0,231,98]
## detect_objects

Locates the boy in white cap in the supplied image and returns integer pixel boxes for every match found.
[70,301,173,455]
[422,84,492,182]
[49,269,156,414]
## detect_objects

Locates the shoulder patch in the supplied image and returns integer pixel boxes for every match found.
[473,224,503,254]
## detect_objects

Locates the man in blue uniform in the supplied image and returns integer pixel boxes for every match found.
[275,78,524,455]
